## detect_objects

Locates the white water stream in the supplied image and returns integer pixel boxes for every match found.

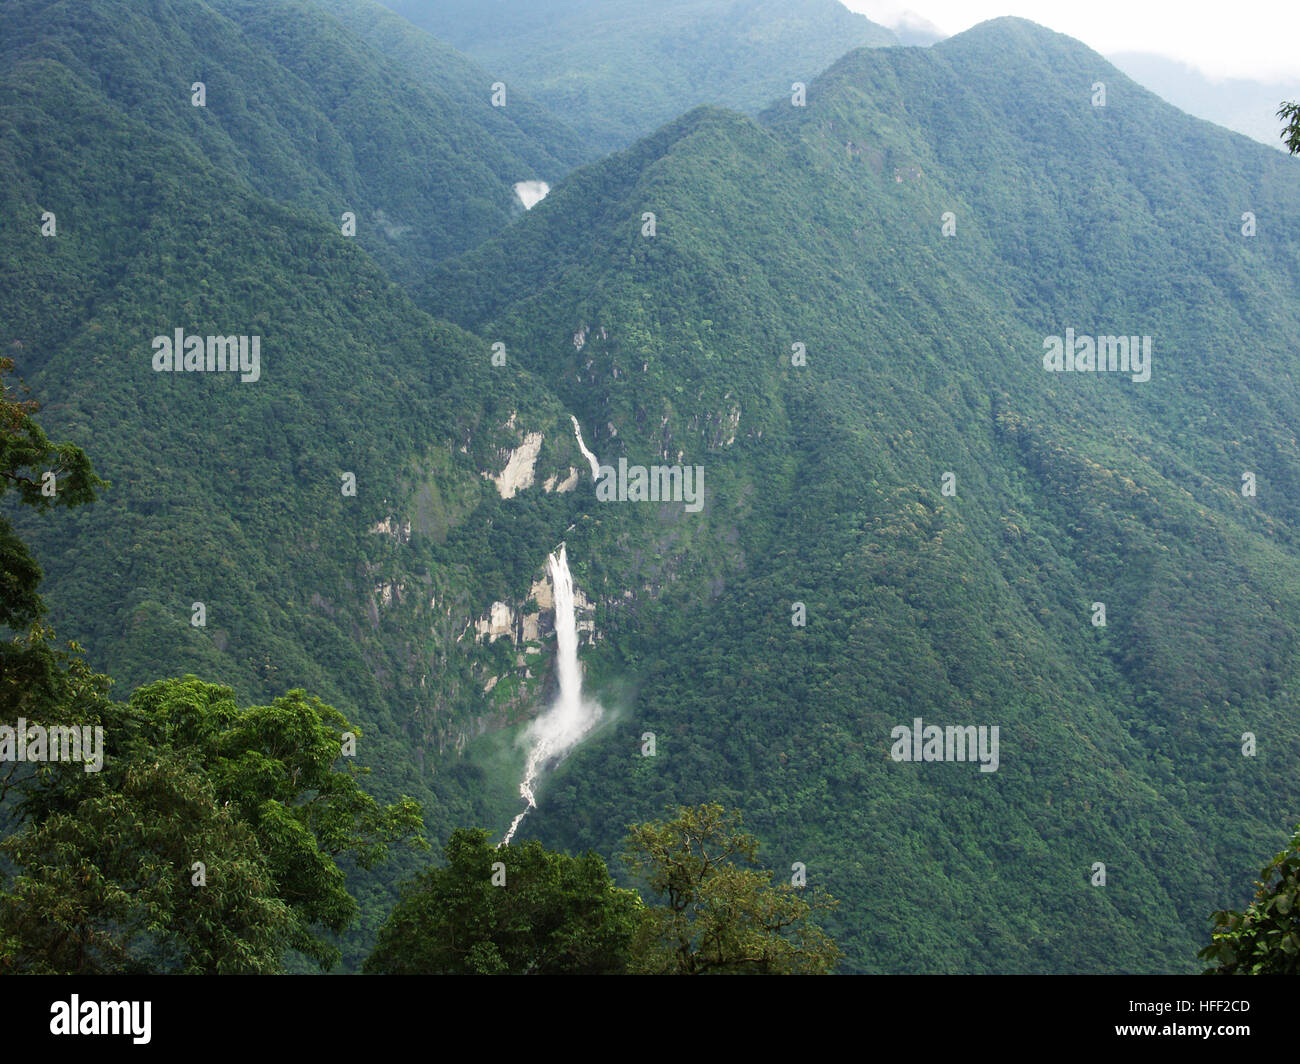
[571,415,601,482]
[501,543,602,845]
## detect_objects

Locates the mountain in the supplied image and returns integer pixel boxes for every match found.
[879,9,947,47]
[0,0,585,286]
[420,17,1300,972]
[6,1,1300,975]
[376,0,898,152]
[0,0,597,967]
[306,0,593,167]
[1109,51,1300,153]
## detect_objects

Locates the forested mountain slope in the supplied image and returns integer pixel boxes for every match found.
[0,0,596,966]
[421,17,1300,972]
[0,0,585,284]
[4,2,1300,973]
[308,0,594,167]
[377,0,898,152]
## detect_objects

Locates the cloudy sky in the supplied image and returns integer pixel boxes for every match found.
[845,1,1300,81]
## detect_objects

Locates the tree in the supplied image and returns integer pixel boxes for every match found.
[0,355,426,975]
[0,356,103,630]
[1277,102,1300,154]
[0,355,108,742]
[1200,824,1300,974]
[0,676,426,973]
[621,803,841,974]
[365,828,642,974]
[0,751,295,974]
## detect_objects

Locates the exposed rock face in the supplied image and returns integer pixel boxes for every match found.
[474,601,515,641]
[484,420,581,499]
[471,559,597,648]
[369,516,412,542]
[543,467,580,493]
[529,574,552,610]
[374,580,403,608]
[486,431,544,499]
[720,403,741,447]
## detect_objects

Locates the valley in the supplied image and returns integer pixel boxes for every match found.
[1,0,1298,978]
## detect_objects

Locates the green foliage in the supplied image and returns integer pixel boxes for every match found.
[0,356,111,807]
[1200,824,1300,974]
[0,355,105,645]
[621,803,840,974]
[383,0,896,152]
[1,676,426,972]
[431,20,1300,974]
[1,0,593,965]
[0,375,423,973]
[0,751,296,975]
[0,358,103,517]
[364,827,641,973]
[0,0,582,283]
[365,808,842,975]
[1279,101,1300,155]
[312,0,591,170]
[6,0,1300,976]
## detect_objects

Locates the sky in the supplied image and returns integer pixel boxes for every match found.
[844,1,1300,82]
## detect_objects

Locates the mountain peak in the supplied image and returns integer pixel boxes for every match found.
[937,15,1104,65]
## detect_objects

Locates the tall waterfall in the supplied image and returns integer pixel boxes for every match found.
[502,543,601,845]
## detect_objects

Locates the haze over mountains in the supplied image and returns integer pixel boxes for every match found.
[1107,51,1300,153]
[850,4,1300,152]
[378,0,898,151]
[3,0,1299,973]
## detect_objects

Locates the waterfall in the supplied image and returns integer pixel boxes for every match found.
[502,543,601,845]
[571,416,601,482]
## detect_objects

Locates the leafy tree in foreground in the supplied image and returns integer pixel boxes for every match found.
[0,676,427,973]
[1200,824,1300,974]
[0,677,426,973]
[0,751,295,974]
[0,357,104,589]
[364,828,642,974]
[621,803,841,974]
[0,355,108,747]
[1280,102,1300,155]
[1,360,427,972]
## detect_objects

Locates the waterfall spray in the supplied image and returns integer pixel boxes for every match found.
[502,543,601,845]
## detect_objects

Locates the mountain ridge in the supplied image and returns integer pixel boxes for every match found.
[417,14,1300,972]
[3,6,1300,972]
[376,0,898,151]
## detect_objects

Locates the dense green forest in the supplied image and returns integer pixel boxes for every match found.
[0,0,583,285]
[2,0,1299,973]
[378,0,898,151]
[420,19,1300,971]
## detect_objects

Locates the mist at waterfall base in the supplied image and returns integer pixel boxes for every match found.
[502,544,603,846]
